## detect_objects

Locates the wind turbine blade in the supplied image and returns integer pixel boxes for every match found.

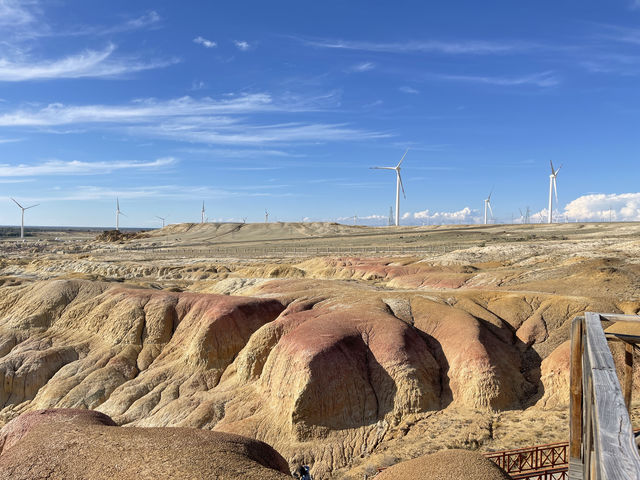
[553,177,558,203]
[370,166,395,170]
[398,171,406,199]
[10,198,24,209]
[519,208,524,217]
[117,198,120,210]
[549,160,555,174]
[488,202,494,218]
[555,164,562,175]
[396,149,409,168]
[24,204,39,210]
[487,188,493,202]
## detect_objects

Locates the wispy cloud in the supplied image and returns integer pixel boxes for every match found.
[0,157,176,177]
[350,61,375,72]
[599,24,640,45]
[66,11,162,36]
[178,147,299,158]
[128,120,388,145]
[298,37,528,55]
[0,0,37,27]
[432,71,560,87]
[0,94,276,126]
[399,85,419,94]
[194,36,216,48]
[0,44,177,81]
[234,40,250,51]
[0,137,22,144]
[23,184,295,202]
[0,92,388,145]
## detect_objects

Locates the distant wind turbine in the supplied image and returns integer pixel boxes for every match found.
[10,198,39,239]
[547,161,562,224]
[371,149,408,226]
[115,198,125,231]
[201,201,206,224]
[265,209,269,223]
[155,215,166,228]
[483,189,494,225]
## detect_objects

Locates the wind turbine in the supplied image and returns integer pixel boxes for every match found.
[115,198,125,231]
[265,209,269,223]
[155,216,166,228]
[483,190,494,225]
[371,149,408,226]
[10,198,39,239]
[547,161,562,224]
[201,202,206,224]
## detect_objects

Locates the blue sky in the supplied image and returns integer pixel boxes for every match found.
[1,0,640,228]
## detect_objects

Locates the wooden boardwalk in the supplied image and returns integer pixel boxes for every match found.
[569,313,640,479]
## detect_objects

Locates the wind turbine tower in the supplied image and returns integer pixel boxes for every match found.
[547,161,562,224]
[201,202,206,224]
[371,149,408,226]
[265,210,269,223]
[115,198,125,231]
[10,198,39,239]
[483,190,493,225]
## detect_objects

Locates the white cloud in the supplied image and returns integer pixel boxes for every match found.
[336,208,482,226]
[0,94,275,126]
[0,137,22,143]
[66,11,162,36]
[194,36,216,48]
[351,61,375,72]
[434,71,560,87]
[562,193,640,221]
[129,119,388,145]
[121,11,160,31]
[234,40,250,51]
[0,92,388,145]
[190,80,206,90]
[19,183,294,202]
[399,86,419,94]
[0,157,175,177]
[0,44,177,81]
[300,37,528,55]
[410,207,481,224]
[0,0,36,27]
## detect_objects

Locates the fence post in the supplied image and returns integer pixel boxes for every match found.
[569,316,583,462]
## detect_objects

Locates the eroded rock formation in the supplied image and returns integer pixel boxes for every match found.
[0,409,291,479]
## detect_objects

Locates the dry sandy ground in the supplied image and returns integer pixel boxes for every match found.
[0,221,638,478]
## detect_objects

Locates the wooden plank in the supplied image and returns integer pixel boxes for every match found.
[600,313,640,323]
[569,458,584,480]
[570,317,584,461]
[583,312,640,479]
[605,333,640,344]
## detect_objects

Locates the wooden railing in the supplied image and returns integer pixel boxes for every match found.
[486,442,568,475]
[569,312,640,479]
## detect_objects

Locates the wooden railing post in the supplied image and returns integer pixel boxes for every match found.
[570,316,584,462]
